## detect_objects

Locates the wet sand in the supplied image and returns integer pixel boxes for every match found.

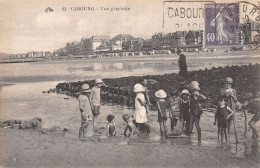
[0,127,259,168]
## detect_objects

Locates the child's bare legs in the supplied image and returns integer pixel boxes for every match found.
[163,121,168,135]
[249,119,259,139]
[223,128,229,144]
[220,128,224,143]
[217,127,221,143]
[159,122,164,136]
[227,119,232,142]
[145,123,150,134]
[79,122,88,139]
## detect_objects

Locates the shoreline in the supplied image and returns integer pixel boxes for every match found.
[1,49,260,64]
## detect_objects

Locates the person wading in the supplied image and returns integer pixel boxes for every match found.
[219,77,238,143]
[78,84,93,139]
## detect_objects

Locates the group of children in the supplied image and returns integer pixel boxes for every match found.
[78,77,260,143]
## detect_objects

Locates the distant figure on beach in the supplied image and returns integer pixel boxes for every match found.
[106,114,116,137]
[177,49,188,79]
[214,96,234,144]
[219,77,238,142]
[78,84,93,139]
[155,89,172,137]
[90,78,104,127]
[134,83,150,134]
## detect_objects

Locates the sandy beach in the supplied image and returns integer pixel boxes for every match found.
[0,126,259,168]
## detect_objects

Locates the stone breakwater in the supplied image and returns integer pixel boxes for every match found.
[52,64,260,108]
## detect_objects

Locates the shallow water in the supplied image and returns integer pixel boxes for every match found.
[0,81,259,162]
[0,54,260,162]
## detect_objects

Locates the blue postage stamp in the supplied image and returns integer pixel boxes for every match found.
[205,3,240,47]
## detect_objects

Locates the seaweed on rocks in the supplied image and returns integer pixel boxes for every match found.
[54,64,260,108]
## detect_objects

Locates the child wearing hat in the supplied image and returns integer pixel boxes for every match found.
[106,114,116,137]
[214,96,234,144]
[188,90,206,142]
[219,77,238,140]
[179,89,191,134]
[169,89,181,131]
[78,84,93,139]
[134,83,150,134]
[155,89,172,137]
[90,78,104,127]
[123,114,138,137]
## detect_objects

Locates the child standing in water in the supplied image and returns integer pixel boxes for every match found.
[90,78,104,128]
[78,84,93,139]
[123,114,138,137]
[134,83,150,134]
[214,96,234,144]
[188,90,206,142]
[179,89,191,134]
[169,89,181,131]
[106,114,116,137]
[155,89,172,137]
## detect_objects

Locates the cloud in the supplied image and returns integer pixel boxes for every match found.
[36,12,70,28]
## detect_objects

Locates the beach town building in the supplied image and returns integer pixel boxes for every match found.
[241,20,260,44]
[122,38,143,50]
[185,30,203,45]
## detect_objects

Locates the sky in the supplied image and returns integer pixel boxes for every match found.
[0,0,258,54]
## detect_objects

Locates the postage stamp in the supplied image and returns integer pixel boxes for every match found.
[205,3,240,47]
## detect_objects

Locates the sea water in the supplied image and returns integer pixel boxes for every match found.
[0,53,259,161]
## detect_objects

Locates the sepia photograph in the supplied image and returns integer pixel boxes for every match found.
[0,0,259,167]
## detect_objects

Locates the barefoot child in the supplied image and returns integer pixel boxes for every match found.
[123,114,138,137]
[106,114,116,137]
[134,83,150,134]
[179,89,191,134]
[246,101,260,139]
[169,89,181,131]
[155,89,172,137]
[78,84,93,139]
[188,90,206,142]
[90,78,104,128]
[214,96,234,144]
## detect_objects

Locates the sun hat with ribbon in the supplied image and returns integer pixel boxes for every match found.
[180,89,190,96]
[155,89,167,99]
[95,78,104,84]
[225,77,233,84]
[189,81,200,91]
[134,83,144,93]
[81,84,91,92]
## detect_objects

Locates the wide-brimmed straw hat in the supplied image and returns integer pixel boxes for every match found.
[95,78,104,84]
[225,77,233,84]
[81,84,91,92]
[189,81,200,91]
[155,90,167,99]
[180,89,190,96]
[134,83,144,92]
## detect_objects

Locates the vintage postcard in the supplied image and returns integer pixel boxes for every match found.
[0,0,259,167]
